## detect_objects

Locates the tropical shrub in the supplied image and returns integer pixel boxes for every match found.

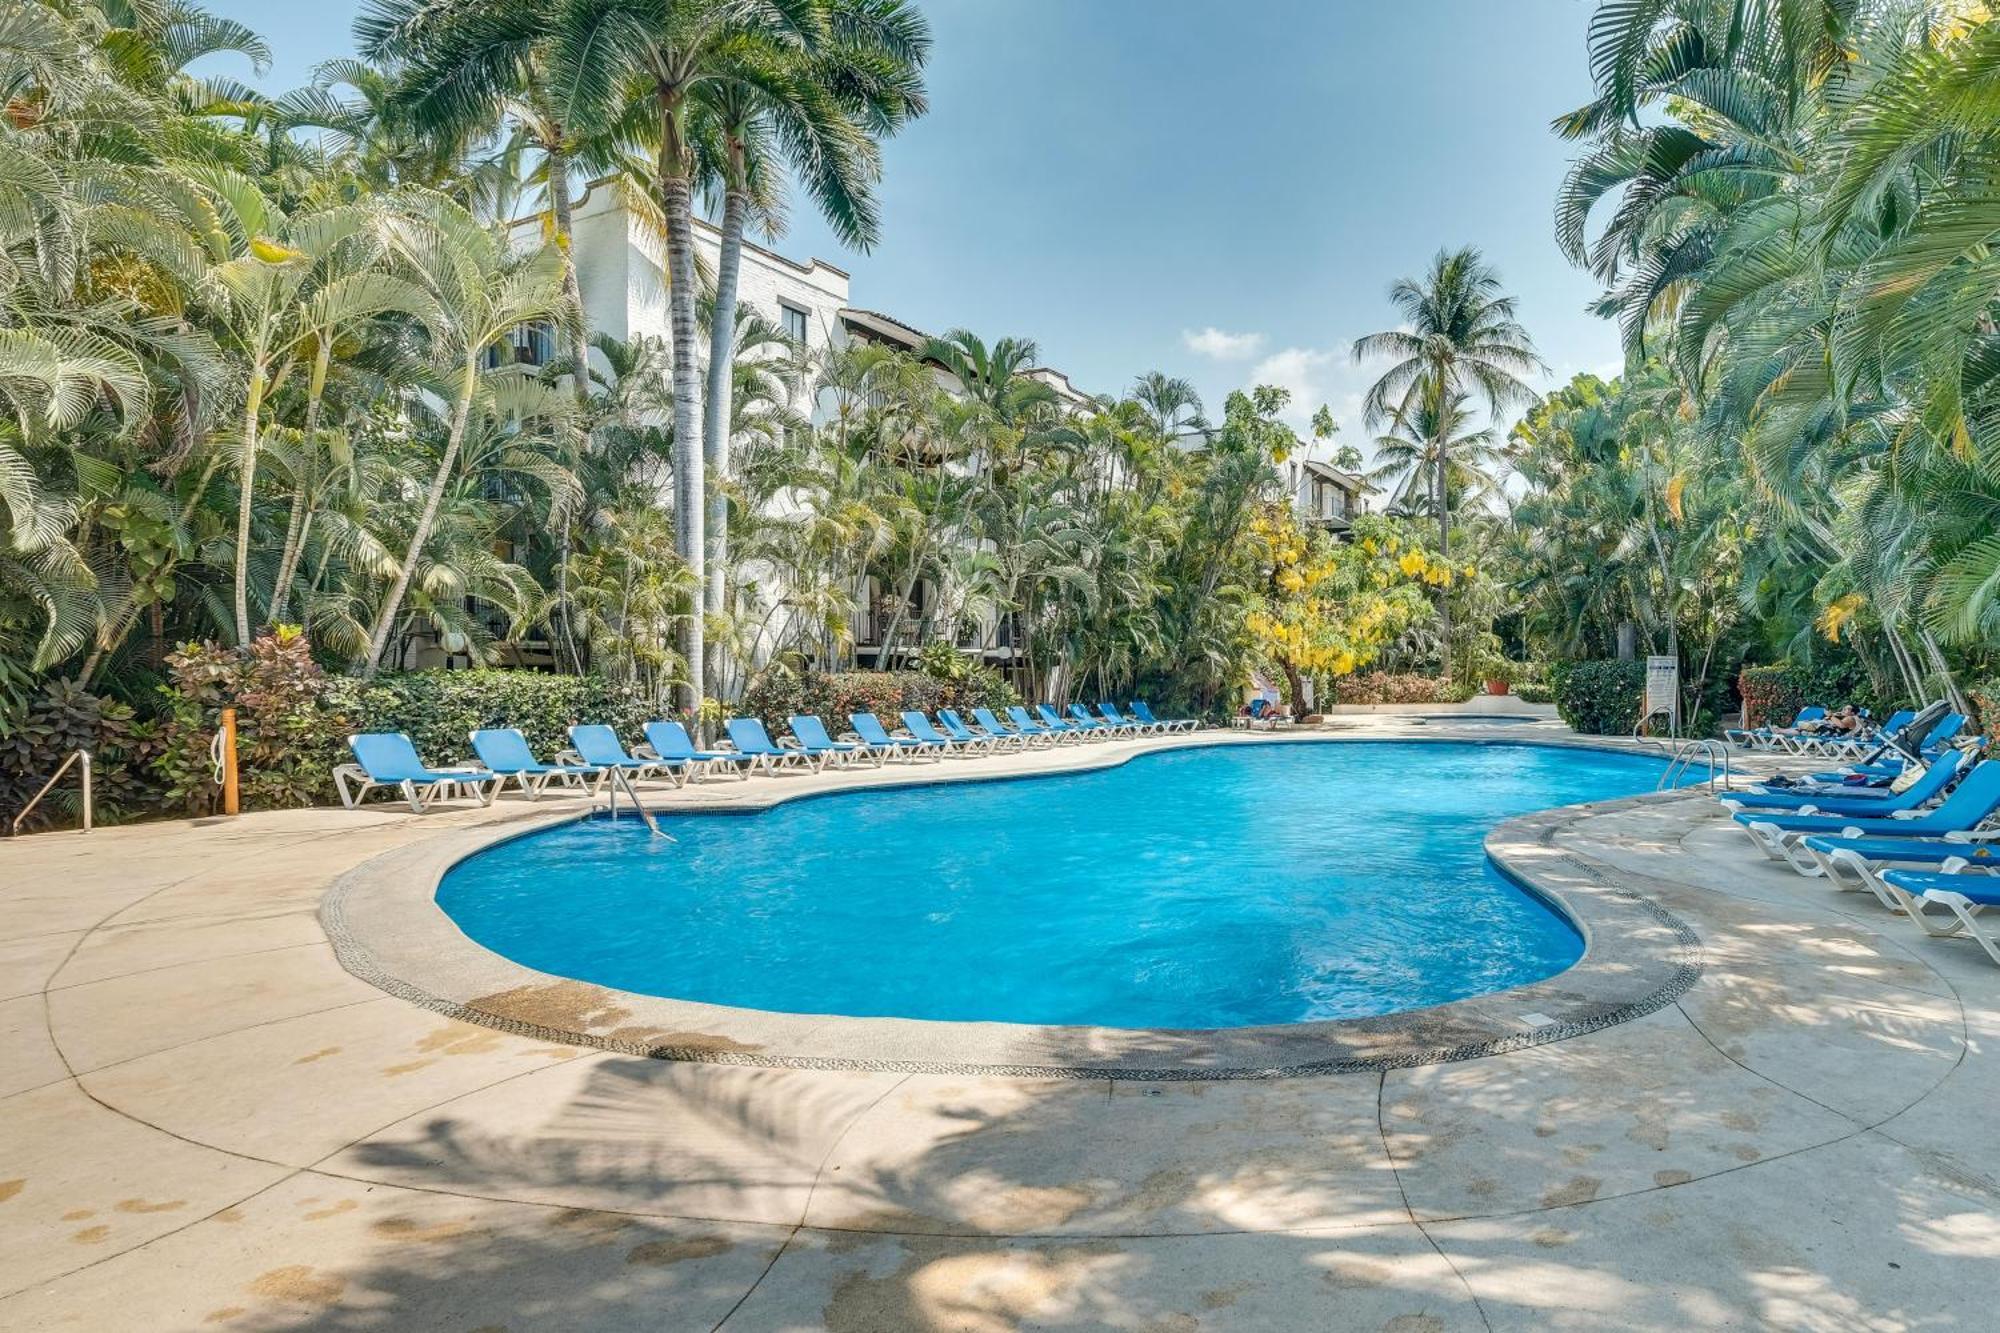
[157,629,347,814]
[912,644,1020,713]
[0,680,160,831]
[323,671,658,769]
[152,628,664,811]
[1966,678,2000,754]
[1736,657,1890,731]
[742,664,1017,733]
[1551,660,1647,735]
[1329,673,1471,705]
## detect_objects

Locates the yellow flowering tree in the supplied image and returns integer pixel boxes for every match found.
[1244,508,1439,714]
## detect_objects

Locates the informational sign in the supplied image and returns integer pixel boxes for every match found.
[1645,655,1680,733]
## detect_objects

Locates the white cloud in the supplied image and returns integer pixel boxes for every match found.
[1181,326,1267,361]
[1247,346,1338,429]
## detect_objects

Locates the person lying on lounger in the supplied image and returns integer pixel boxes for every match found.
[1778,705,1860,739]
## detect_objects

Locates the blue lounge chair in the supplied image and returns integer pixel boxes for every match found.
[1801,832,1999,910]
[1006,704,1074,744]
[1890,869,2000,966]
[564,724,673,786]
[1039,703,1101,739]
[469,728,599,799]
[1066,702,1123,735]
[1131,700,1197,733]
[1726,705,1825,751]
[1811,708,1914,762]
[902,710,991,755]
[851,712,944,760]
[940,708,1022,751]
[1735,760,2000,874]
[1721,747,1965,816]
[976,706,1049,747]
[725,717,817,773]
[1097,702,1158,735]
[335,732,499,813]
[790,714,874,767]
[641,719,746,781]
[1827,712,1966,780]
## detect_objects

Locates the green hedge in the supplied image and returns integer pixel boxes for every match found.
[1551,660,1648,734]
[324,670,658,769]
[1970,677,2000,752]
[741,665,1017,734]
[1330,672,1473,705]
[1737,656,1893,729]
[150,632,669,813]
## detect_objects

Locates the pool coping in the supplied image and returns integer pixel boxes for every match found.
[320,730,1707,1080]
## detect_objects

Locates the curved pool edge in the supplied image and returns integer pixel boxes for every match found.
[320,729,1707,1080]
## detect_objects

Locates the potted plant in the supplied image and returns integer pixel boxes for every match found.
[1474,645,1513,696]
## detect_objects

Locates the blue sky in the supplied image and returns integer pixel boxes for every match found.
[204,1,1620,443]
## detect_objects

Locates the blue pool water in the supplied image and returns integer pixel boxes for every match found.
[438,741,1671,1029]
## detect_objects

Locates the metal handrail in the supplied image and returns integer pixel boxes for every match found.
[1659,738,1732,793]
[11,748,92,835]
[600,766,670,840]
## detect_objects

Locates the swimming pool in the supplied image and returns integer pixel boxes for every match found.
[437,741,1673,1030]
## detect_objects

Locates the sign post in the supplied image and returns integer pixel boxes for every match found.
[1644,656,1680,737]
[220,707,240,817]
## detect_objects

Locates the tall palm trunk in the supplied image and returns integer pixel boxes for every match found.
[1433,447,1451,677]
[546,141,590,405]
[270,340,332,625]
[233,357,268,647]
[701,166,749,698]
[657,111,704,712]
[363,361,478,676]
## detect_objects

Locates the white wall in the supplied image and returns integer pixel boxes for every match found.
[561,179,850,416]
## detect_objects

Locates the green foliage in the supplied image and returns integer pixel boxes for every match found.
[1969,678,2000,756]
[157,628,347,814]
[1538,3,2000,705]
[1551,660,1648,735]
[1737,658,1893,731]
[0,680,159,831]
[1330,673,1474,706]
[323,670,657,771]
[912,643,1019,715]
[742,663,1016,735]
[151,626,661,811]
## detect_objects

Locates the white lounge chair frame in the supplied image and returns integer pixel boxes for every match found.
[333,765,500,814]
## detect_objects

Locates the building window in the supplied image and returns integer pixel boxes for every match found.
[491,322,554,368]
[779,302,809,345]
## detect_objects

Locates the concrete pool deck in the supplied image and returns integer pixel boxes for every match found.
[1,717,1995,1330]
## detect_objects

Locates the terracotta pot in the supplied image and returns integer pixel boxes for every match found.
[1484,679,1511,696]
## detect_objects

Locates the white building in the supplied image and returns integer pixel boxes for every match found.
[525,177,854,416]
[508,181,1102,684]
[1289,458,1372,535]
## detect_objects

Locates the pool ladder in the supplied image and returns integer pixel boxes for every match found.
[1658,738,1733,792]
[599,767,672,840]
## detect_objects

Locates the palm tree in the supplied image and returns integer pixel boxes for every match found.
[361,195,576,674]
[695,0,929,696]
[168,180,431,645]
[536,0,833,712]
[356,0,635,399]
[1354,246,1540,663]
[1369,384,1499,527]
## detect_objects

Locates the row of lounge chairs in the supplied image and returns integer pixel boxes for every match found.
[333,701,1200,814]
[1716,701,2000,968]
[1724,705,1970,763]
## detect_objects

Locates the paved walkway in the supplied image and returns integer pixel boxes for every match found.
[1,722,1994,1330]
